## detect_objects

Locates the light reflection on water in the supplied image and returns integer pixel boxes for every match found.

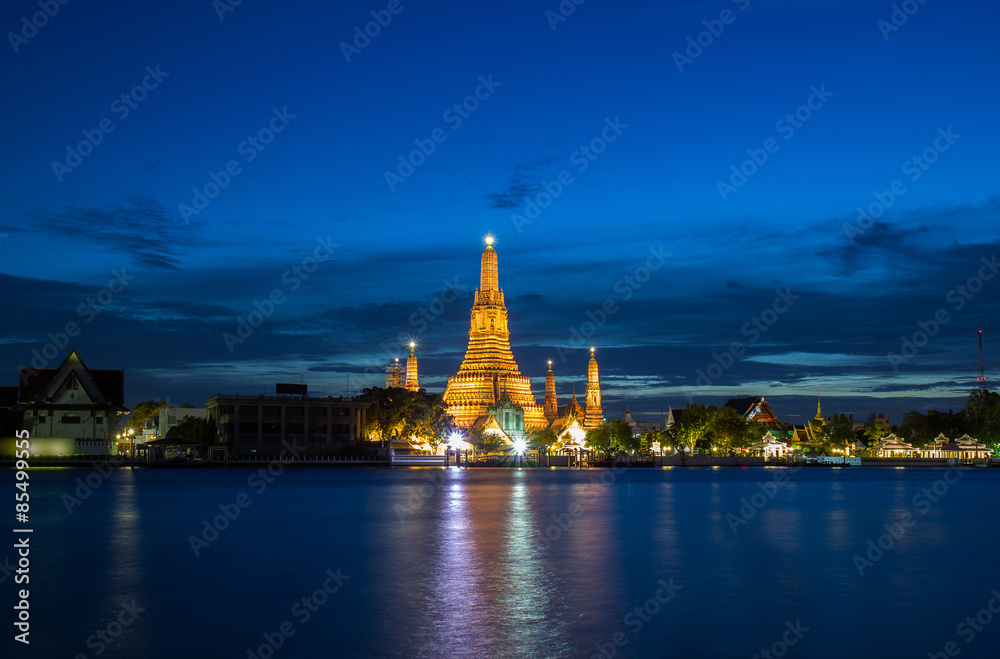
[13,466,1000,658]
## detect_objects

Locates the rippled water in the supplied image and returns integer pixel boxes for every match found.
[9,466,1000,658]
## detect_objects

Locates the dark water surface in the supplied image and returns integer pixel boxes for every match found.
[6,465,1000,658]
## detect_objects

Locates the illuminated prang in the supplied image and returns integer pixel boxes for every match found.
[443,235,545,429]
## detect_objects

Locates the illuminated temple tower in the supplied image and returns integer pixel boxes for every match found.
[544,361,558,423]
[443,234,546,429]
[583,348,603,429]
[386,358,402,388]
[405,342,419,391]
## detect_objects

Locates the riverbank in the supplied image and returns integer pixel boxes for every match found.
[3,455,995,468]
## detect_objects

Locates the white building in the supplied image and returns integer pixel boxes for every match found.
[17,350,128,456]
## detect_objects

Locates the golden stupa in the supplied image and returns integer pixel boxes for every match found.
[443,233,547,429]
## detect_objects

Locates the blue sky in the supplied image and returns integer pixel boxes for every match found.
[1,0,998,424]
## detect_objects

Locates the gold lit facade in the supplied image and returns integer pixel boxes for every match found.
[583,348,603,428]
[405,342,419,391]
[443,234,547,429]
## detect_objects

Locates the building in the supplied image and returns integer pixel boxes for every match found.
[386,359,403,388]
[854,413,891,432]
[622,407,664,435]
[443,233,547,429]
[15,350,127,456]
[919,433,993,460]
[791,396,826,448]
[440,233,607,445]
[543,361,558,423]
[747,430,791,458]
[724,396,787,428]
[206,387,369,456]
[0,386,23,449]
[871,433,916,457]
[158,407,208,437]
[405,342,419,391]
[583,348,603,428]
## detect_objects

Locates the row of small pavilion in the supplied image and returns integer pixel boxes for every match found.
[748,432,994,460]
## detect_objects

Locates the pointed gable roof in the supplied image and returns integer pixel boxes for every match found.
[622,406,636,424]
[19,350,125,409]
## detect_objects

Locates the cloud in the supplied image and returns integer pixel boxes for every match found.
[482,155,557,209]
[15,197,205,269]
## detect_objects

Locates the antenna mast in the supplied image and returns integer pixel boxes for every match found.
[978,330,986,390]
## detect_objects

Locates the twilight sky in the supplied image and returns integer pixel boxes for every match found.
[1,0,998,425]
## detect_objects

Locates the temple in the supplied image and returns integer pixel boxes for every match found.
[443,234,606,444]
[405,342,419,391]
[443,233,546,429]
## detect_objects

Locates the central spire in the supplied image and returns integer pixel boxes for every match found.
[443,233,545,429]
[480,232,498,293]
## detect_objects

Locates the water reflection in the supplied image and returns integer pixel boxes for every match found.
[107,469,143,604]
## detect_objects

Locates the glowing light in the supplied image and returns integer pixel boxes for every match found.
[512,438,528,455]
[447,432,472,450]
[409,341,416,349]
[484,232,495,246]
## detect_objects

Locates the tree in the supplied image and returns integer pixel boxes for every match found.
[361,387,449,445]
[674,403,711,457]
[468,427,507,454]
[126,400,174,432]
[897,410,929,445]
[709,406,750,455]
[964,389,1000,446]
[529,428,558,452]
[648,430,674,454]
[827,413,856,452]
[607,419,639,453]
[863,424,887,454]
[584,424,613,458]
[409,392,452,447]
[166,416,215,443]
